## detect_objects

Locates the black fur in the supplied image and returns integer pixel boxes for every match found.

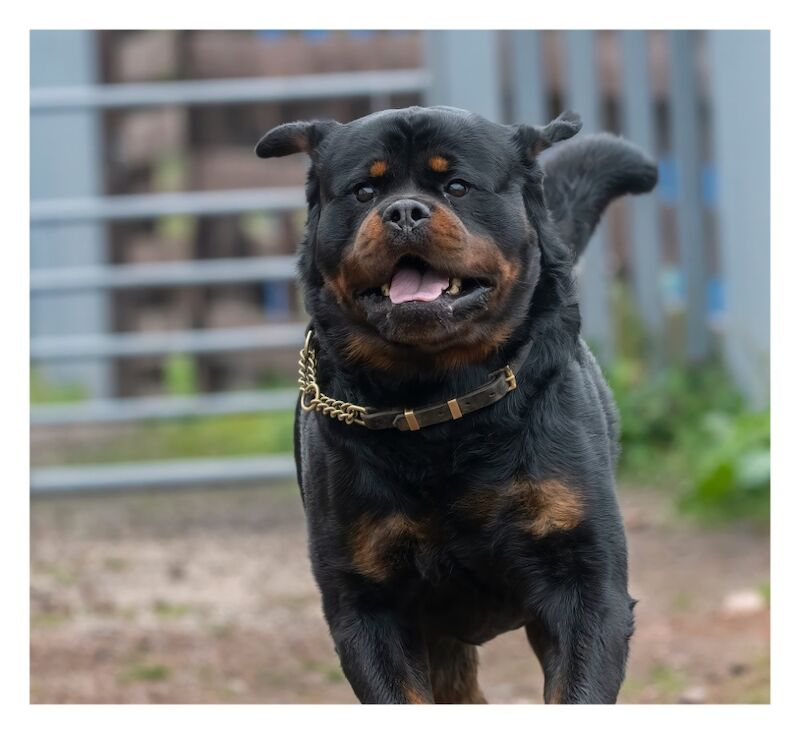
[256,106,657,704]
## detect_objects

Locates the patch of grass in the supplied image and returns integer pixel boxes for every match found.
[31,611,72,629]
[648,664,686,698]
[324,668,345,683]
[48,566,78,587]
[258,670,290,687]
[152,600,192,619]
[121,663,171,683]
[30,369,85,405]
[619,675,648,701]
[275,594,312,611]
[759,582,771,604]
[103,557,129,573]
[209,623,234,640]
[164,354,198,396]
[302,659,345,683]
[153,151,187,191]
[671,591,693,612]
[43,410,295,466]
[727,654,770,704]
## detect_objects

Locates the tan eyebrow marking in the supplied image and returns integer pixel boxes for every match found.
[369,160,388,177]
[428,155,449,173]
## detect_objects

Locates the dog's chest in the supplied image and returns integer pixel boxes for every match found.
[347,475,584,586]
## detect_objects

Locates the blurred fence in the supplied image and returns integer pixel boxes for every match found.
[29,30,770,493]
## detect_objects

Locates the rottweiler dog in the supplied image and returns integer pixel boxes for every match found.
[255,106,657,704]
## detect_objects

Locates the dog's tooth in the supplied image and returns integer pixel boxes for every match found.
[447,277,462,296]
[381,283,390,297]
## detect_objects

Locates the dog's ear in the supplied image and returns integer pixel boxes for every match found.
[515,110,583,158]
[255,119,340,159]
[543,133,658,262]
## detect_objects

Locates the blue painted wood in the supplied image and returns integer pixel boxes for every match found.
[563,31,614,363]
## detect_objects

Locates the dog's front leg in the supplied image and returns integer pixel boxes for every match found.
[525,585,635,704]
[324,596,433,704]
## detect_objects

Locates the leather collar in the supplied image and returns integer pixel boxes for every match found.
[298,330,533,432]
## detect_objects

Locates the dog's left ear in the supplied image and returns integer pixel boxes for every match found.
[255,119,340,159]
[514,110,583,158]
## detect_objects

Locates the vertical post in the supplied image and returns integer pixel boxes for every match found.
[563,30,614,364]
[30,30,110,398]
[424,31,502,122]
[620,31,664,360]
[708,31,770,407]
[668,30,709,362]
[509,31,547,125]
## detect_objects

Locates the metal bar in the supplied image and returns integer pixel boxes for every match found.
[31,30,111,398]
[510,31,547,125]
[424,31,502,122]
[30,389,297,426]
[668,31,709,362]
[620,31,665,358]
[563,31,615,364]
[30,454,297,493]
[30,186,306,225]
[30,323,307,361]
[30,256,298,293]
[30,69,430,112]
[708,31,770,407]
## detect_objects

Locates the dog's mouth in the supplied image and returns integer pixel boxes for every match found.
[355,255,493,308]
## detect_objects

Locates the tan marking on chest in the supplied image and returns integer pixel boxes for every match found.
[349,513,426,582]
[512,478,583,537]
[452,489,502,523]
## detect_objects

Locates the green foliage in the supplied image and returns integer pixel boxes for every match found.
[607,356,769,524]
[156,214,196,241]
[43,411,295,467]
[30,369,86,405]
[163,354,198,396]
[121,663,170,683]
[608,358,738,473]
[153,151,187,191]
[678,409,770,523]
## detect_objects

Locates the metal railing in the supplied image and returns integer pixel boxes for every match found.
[31,31,770,492]
[30,69,430,111]
[30,59,429,493]
[30,389,298,426]
[30,187,306,224]
[31,455,297,493]
[30,255,298,293]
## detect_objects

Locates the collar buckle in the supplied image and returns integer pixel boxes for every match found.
[504,366,518,391]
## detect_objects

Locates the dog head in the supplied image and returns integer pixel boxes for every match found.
[256,106,656,374]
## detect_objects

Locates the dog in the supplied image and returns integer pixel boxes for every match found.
[255,106,657,704]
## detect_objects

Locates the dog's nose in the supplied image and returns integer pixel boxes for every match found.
[382,199,431,231]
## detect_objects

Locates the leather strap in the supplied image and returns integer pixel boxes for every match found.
[359,339,533,432]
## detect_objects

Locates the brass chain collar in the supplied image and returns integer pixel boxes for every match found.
[298,330,367,426]
[298,329,528,431]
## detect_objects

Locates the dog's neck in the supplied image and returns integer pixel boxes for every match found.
[307,281,580,420]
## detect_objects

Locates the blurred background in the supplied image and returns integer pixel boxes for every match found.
[30,30,769,704]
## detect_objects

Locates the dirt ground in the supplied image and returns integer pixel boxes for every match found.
[30,483,770,704]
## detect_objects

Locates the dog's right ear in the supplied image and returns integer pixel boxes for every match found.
[514,110,583,159]
[255,119,340,159]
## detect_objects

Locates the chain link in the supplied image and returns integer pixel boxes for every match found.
[298,331,367,426]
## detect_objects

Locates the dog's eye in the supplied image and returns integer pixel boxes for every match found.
[445,180,469,198]
[354,184,377,203]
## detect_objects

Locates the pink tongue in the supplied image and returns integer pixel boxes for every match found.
[389,267,450,304]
